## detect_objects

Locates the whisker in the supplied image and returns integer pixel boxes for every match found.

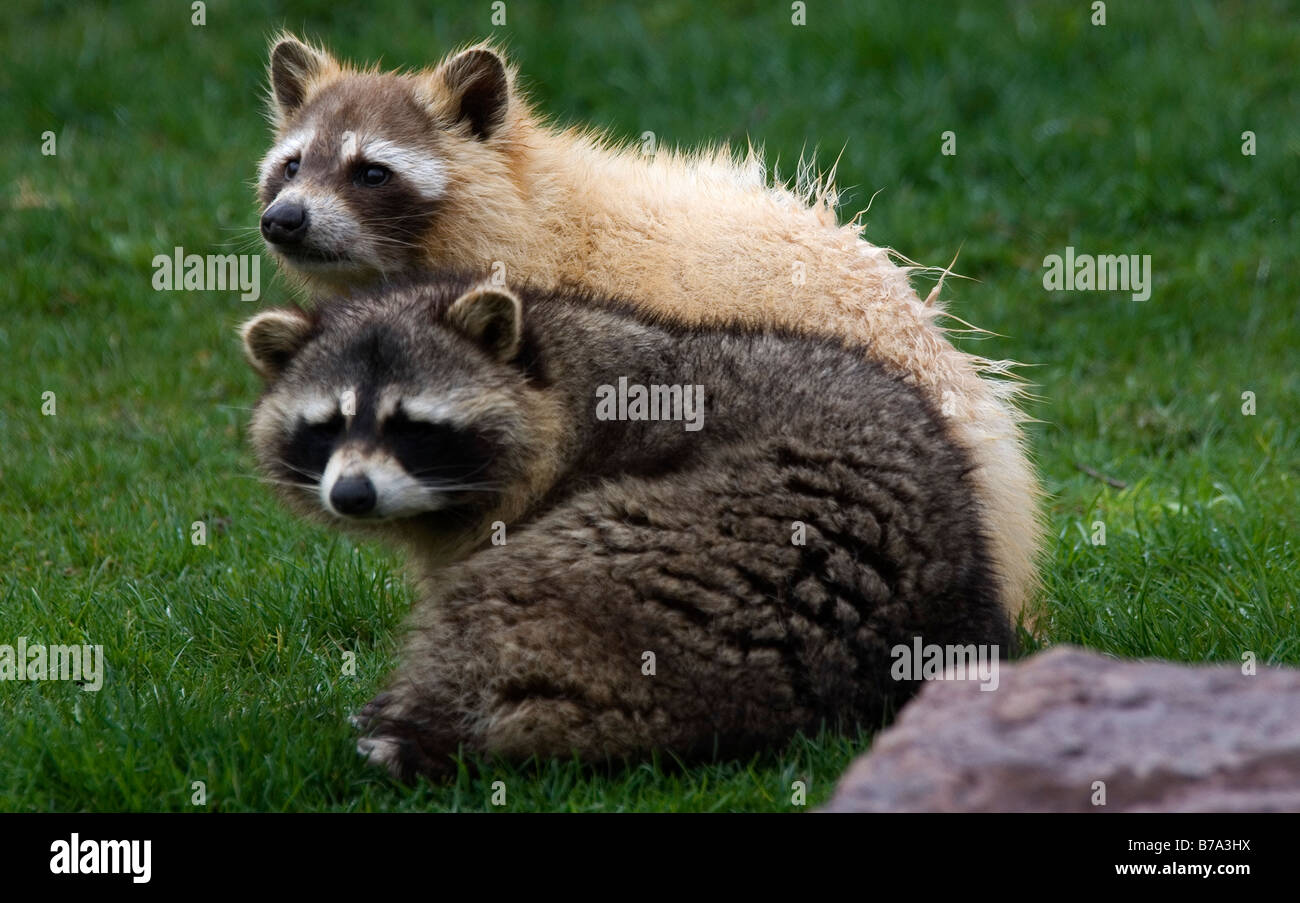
[269,458,323,481]
[411,459,495,481]
[415,481,503,493]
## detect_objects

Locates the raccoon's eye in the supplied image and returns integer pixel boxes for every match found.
[284,159,300,180]
[358,165,390,187]
[283,413,345,485]
[383,413,443,443]
[384,412,492,485]
[305,414,344,440]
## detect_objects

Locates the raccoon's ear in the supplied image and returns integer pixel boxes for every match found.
[446,285,523,362]
[269,35,336,118]
[435,47,510,141]
[240,308,314,380]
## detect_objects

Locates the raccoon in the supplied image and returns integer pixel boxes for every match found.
[240,273,1011,781]
[254,35,1043,627]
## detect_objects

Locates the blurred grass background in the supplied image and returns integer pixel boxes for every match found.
[1,0,1296,811]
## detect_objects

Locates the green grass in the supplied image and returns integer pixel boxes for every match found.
[2,0,1296,811]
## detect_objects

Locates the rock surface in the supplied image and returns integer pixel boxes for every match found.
[823,645,1300,812]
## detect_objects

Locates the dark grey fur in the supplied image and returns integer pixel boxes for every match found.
[245,272,1011,781]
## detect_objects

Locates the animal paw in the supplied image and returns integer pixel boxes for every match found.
[348,691,393,731]
[350,691,455,782]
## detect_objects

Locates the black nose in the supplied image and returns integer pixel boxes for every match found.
[260,202,309,245]
[329,475,377,516]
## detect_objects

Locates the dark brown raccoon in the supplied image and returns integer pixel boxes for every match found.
[241,273,1010,781]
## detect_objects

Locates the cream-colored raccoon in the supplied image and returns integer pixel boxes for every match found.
[255,35,1042,623]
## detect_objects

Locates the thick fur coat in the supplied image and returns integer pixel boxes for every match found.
[255,36,1043,624]
[242,274,1011,779]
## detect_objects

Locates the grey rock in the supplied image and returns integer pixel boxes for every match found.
[824,645,1300,812]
